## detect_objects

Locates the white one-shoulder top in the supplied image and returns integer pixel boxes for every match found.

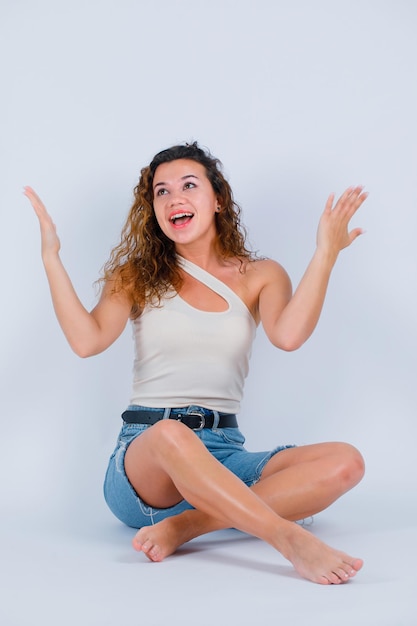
[129,257,257,414]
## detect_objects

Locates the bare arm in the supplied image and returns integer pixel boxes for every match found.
[24,187,131,357]
[259,186,368,351]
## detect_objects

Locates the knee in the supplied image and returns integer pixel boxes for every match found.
[149,419,195,456]
[336,443,365,489]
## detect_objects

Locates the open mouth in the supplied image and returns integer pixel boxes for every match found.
[169,212,194,227]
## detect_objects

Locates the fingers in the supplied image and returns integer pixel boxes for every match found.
[324,192,335,213]
[324,186,367,216]
[23,186,61,255]
[23,186,41,205]
[23,186,57,232]
[334,186,368,219]
[318,185,368,253]
[348,226,364,245]
[23,186,48,218]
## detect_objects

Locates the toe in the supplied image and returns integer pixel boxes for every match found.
[132,537,143,551]
[141,540,153,554]
[149,545,162,562]
[344,557,363,573]
[334,567,351,582]
[328,571,343,585]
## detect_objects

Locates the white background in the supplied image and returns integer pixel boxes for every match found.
[1,1,416,624]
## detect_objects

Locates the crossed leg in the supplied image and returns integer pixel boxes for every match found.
[124,420,365,585]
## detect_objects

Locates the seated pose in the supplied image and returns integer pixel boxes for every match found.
[25,142,367,585]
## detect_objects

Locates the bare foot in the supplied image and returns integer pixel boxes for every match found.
[279,522,363,585]
[132,513,200,561]
[132,512,363,585]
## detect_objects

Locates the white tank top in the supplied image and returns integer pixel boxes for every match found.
[129,257,257,413]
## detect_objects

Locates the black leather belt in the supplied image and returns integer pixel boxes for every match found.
[121,407,238,431]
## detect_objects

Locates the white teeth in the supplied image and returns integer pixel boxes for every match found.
[171,212,193,222]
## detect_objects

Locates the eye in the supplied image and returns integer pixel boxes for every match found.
[183,181,196,190]
[156,188,168,196]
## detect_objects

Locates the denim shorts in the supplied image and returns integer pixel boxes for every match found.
[103,406,295,529]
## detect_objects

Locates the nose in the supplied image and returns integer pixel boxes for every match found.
[168,189,185,208]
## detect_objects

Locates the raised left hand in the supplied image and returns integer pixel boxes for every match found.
[316,186,368,259]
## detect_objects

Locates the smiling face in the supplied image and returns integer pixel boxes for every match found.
[152,159,220,251]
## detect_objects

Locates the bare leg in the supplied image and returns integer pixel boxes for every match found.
[124,421,364,584]
[134,441,364,563]
[134,441,364,556]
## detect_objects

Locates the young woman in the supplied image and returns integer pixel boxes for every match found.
[25,142,367,585]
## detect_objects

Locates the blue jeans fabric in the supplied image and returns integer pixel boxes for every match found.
[103,405,295,529]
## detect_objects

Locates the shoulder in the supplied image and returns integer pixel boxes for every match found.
[99,270,135,313]
[237,258,291,323]
[245,258,291,291]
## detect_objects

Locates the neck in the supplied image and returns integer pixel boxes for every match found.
[175,241,222,271]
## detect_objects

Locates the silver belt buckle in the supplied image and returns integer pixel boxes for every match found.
[188,410,206,431]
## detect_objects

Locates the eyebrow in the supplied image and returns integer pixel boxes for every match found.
[153,174,200,190]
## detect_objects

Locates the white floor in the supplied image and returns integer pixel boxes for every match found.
[2,488,416,626]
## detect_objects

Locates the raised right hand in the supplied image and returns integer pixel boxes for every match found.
[24,186,61,256]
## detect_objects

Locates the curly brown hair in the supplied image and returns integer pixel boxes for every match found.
[101,142,255,316]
